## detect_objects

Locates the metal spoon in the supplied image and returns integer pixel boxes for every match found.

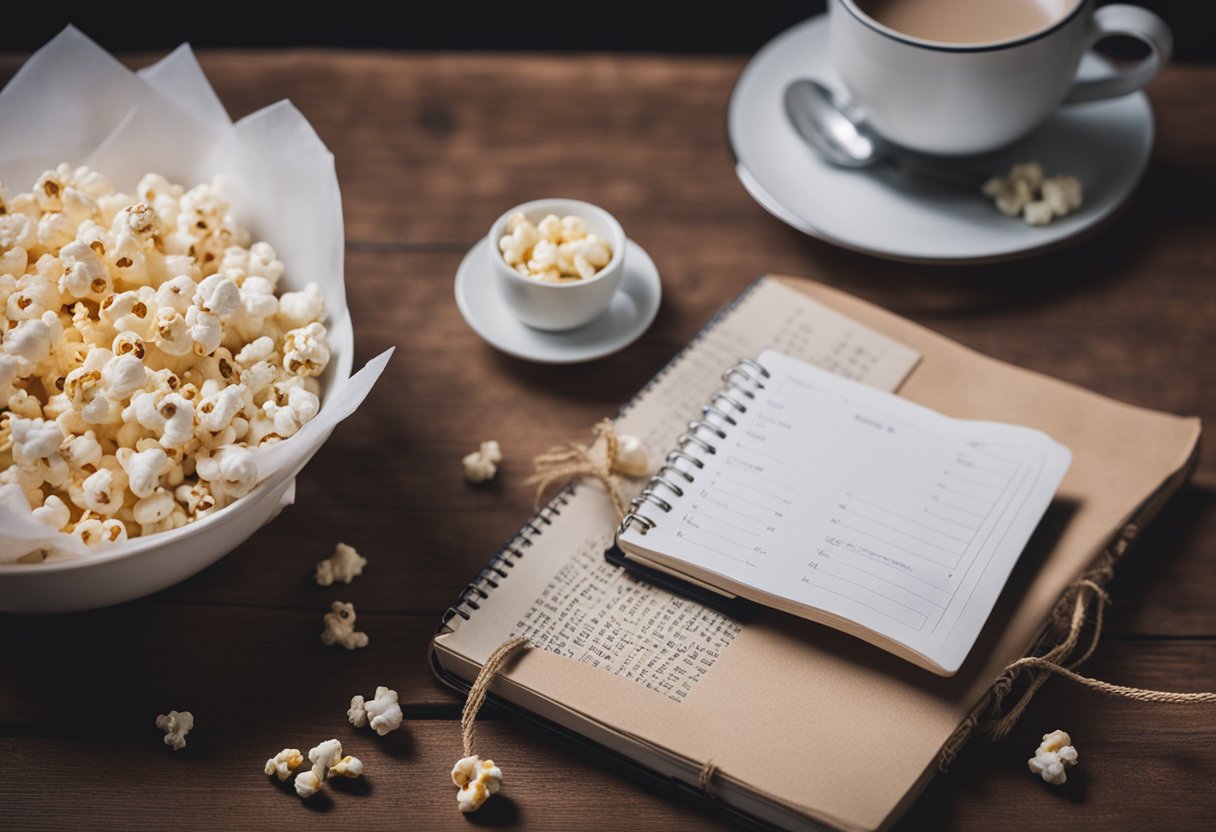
[783,79,984,188]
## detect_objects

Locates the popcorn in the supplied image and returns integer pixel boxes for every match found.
[498,213,613,283]
[982,163,1083,226]
[156,275,196,314]
[614,434,650,477]
[1028,729,1078,785]
[320,600,368,650]
[80,465,126,515]
[9,416,63,468]
[234,335,274,366]
[4,312,62,366]
[451,755,503,813]
[101,353,148,400]
[347,685,403,736]
[0,165,331,555]
[127,391,195,448]
[58,240,112,301]
[1042,175,1084,217]
[77,516,128,547]
[186,304,223,355]
[294,738,362,798]
[1023,200,1055,227]
[11,418,68,489]
[262,384,320,438]
[193,274,241,319]
[463,440,502,484]
[264,748,304,781]
[0,213,36,251]
[37,212,77,251]
[330,755,364,778]
[196,384,245,434]
[155,710,194,751]
[64,431,102,470]
[133,488,176,527]
[117,447,171,498]
[282,322,330,377]
[175,481,216,517]
[276,282,325,329]
[315,542,367,586]
[31,494,70,531]
[194,445,257,502]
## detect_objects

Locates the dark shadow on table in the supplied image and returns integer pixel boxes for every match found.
[464,793,521,827]
[480,290,683,411]
[1103,483,1216,630]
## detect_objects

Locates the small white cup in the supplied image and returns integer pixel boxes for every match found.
[488,198,627,332]
[831,0,1173,155]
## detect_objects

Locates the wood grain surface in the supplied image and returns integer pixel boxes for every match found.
[0,47,1213,831]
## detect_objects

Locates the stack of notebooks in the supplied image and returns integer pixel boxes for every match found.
[432,276,1200,832]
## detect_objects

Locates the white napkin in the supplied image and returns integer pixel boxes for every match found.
[0,27,393,560]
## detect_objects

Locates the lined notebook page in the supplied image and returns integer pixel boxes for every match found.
[623,349,1071,674]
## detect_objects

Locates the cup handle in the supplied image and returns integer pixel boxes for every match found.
[1064,4,1173,105]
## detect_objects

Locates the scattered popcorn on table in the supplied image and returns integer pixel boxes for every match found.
[155,709,193,751]
[614,434,651,478]
[451,755,503,813]
[315,541,367,586]
[982,162,1083,226]
[348,685,403,736]
[320,600,368,650]
[1028,729,1079,785]
[330,754,364,778]
[264,747,304,781]
[463,440,502,484]
[0,164,332,559]
[498,213,612,282]
[294,738,362,798]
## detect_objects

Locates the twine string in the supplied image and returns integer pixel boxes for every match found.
[526,419,631,518]
[939,524,1216,769]
[461,636,532,758]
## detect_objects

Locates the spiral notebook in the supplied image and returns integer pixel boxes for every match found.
[431,276,1200,832]
[615,349,1072,676]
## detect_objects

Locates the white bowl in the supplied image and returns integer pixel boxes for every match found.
[488,198,627,331]
[0,314,354,613]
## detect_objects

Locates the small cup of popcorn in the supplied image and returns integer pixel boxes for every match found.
[488,198,626,331]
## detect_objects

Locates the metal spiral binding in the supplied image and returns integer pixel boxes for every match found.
[441,486,574,625]
[618,357,768,536]
[438,280,770,631]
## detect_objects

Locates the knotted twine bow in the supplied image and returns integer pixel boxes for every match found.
[526,418,635,518]
[938,524,1216,771]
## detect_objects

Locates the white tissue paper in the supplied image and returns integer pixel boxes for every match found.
[0,27,393,561]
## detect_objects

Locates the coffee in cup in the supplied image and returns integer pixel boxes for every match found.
[830,0,1173,155]
[857,0,1060,46]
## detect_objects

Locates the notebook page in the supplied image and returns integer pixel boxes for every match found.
[625,349,1071,674]
[624,279,922,465]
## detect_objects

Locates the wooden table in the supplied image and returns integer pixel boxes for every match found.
[1,47,1213,831]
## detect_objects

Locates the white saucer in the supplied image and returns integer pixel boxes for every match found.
[728,15,1154,263]
[455,237,662,364]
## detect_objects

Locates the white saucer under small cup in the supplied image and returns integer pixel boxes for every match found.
[455,237,661,364]
[729,15,1155,263]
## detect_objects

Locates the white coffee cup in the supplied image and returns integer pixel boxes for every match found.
[830,0,1173,156]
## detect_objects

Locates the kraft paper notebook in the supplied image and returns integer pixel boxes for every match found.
[431,276,1200,832]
